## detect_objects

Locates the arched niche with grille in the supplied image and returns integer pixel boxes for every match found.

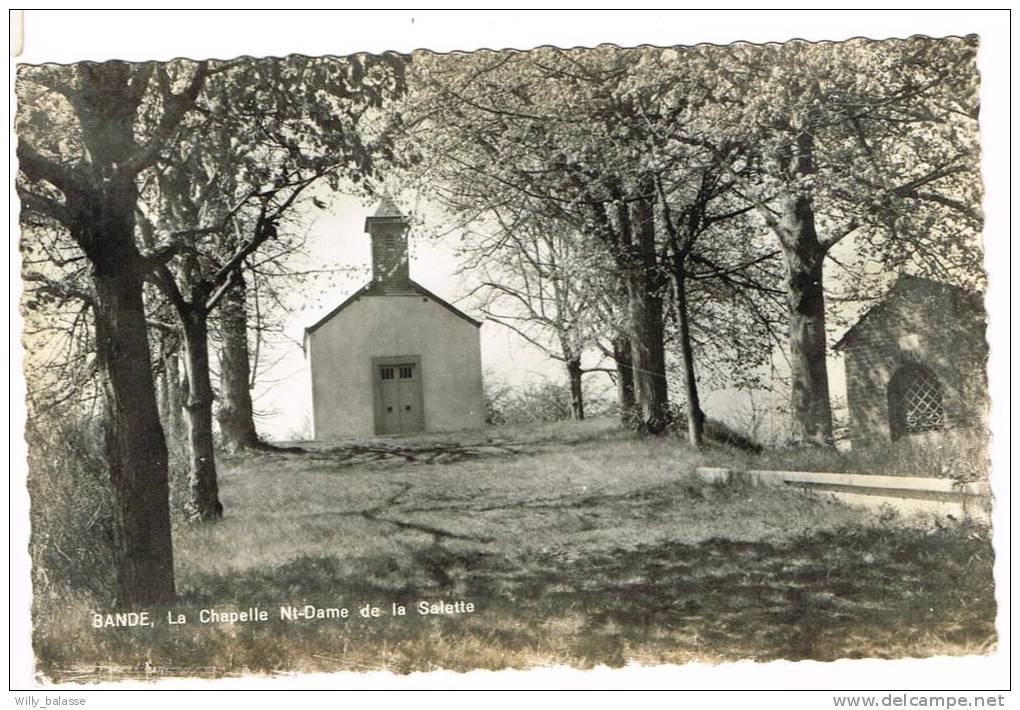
[887,364,946,439]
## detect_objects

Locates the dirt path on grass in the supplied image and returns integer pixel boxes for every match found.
[172,424,914,582]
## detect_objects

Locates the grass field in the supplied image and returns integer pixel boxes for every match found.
[33,419,997,682]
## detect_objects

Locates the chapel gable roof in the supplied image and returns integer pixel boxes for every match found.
[833,275,983,351]
[304,278,483,337]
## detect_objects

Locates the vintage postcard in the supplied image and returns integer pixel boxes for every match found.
[10,10,1010,695]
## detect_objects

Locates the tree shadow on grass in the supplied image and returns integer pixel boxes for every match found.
[35,521,996,680]
[549,523,996,664]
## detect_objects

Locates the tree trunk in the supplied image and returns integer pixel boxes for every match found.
[166,346,185,442]
[566,357,585,421]
[626,183,670,434]
[670,266,705,448]
[86,194,177,606]
[181,309,224,521]
[156,357,170,427]
[775,131,835,446]
[216,278,259,452]
[780,213,834,445]
[157,336,186,444]
[626,277,669,433]
[612,333,637,426]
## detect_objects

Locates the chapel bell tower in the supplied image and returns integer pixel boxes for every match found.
[364,192,410,286]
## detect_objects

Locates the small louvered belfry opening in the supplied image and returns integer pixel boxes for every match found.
[366,193,410,285]
[888,364,945,438]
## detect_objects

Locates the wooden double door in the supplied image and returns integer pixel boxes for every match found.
[373,356,424,435]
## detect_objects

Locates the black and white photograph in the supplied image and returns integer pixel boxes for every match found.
[9,9,1011,698]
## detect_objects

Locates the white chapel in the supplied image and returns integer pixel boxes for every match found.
[304,196,485,439]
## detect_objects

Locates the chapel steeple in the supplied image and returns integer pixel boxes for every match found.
[364,192,410,285]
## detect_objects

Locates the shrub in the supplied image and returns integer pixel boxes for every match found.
[730,427,991,481]
[703,417,763,453]
[848,428,990,481]
[26,413,116,606]
[665,401,764,452]
[26,409,196,610]
[483,379,615,425]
